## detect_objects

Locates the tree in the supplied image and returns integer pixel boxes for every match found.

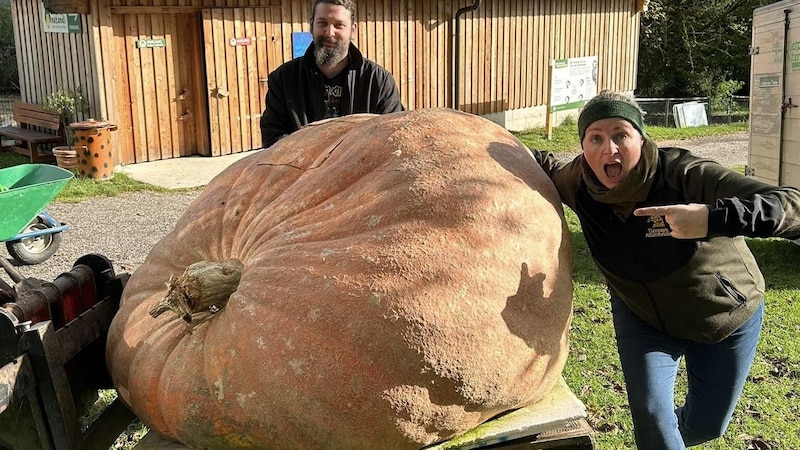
[0,4,18,93]
[637,0,774,105]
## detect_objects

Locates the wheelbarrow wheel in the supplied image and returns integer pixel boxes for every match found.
[6,216,63,265]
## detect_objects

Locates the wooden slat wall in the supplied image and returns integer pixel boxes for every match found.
[272,0,639,114]
[12,0,641,162]
[100,0,640,115]
[450,0,640,115]
[10,0,99,120]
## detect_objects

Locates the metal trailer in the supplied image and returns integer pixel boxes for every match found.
[0,254,135,449]
[749,1,800,189]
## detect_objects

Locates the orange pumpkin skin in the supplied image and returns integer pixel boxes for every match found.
[106,109,573,449]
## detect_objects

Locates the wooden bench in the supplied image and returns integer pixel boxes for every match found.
[0,102,64,163]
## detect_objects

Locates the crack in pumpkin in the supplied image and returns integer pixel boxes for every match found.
[256,137,347,171]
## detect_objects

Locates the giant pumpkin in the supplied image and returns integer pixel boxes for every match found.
[106,109,574,449]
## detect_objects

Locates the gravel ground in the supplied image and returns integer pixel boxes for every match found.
[1,191,200,286]
[1,132,749,286]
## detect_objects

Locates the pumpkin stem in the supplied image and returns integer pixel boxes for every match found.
[149,258,244,323]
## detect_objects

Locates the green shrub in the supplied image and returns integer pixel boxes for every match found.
[43,87,89,145]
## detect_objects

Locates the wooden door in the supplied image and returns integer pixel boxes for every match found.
[202,7,284,156]
[112,13,209,164]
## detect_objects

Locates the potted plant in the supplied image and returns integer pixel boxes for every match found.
[43,87,89,171]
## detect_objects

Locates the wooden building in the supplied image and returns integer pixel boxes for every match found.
[10,0,647,165]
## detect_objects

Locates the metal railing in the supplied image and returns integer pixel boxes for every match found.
[636,95,749,127]
[0,92,20,125]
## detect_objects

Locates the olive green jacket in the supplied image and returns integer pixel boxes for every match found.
[532,139,800,343]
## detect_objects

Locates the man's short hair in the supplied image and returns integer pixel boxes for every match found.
[310,0,358,24]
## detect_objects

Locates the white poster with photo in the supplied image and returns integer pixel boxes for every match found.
[550,56,598,112]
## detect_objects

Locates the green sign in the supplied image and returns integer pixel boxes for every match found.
[551,100,588,113]
[135,39,167,49]
[67,15,81,33]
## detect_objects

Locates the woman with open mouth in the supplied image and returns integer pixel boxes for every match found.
[530,90,800,449]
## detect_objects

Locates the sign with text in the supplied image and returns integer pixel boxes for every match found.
[550,56,598,112]
[230,37,254,47]
[135,39,167,49]
[41,5,82,34]
[758,75,780,88]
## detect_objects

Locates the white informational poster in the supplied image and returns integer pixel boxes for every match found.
[550,56,598,112]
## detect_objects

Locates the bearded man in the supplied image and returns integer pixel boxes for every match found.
[260,0,404,148]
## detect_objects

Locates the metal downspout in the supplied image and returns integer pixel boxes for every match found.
[454,0,482,110]
[780,8,795,186]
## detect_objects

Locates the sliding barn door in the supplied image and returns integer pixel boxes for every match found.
[202,7,284,156]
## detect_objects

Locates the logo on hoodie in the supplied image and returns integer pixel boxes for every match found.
[645,215,671,238]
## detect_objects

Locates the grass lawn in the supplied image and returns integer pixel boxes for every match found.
[0,150,193,202]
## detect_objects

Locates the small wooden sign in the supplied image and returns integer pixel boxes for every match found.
[229,37,253,47]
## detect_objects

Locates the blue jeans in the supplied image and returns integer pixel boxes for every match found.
[611,296,764,449]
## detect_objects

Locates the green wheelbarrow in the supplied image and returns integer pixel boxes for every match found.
[0,164,73,265]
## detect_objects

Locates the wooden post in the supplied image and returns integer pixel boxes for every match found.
[546,60,554,140]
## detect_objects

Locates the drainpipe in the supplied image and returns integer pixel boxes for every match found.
[779,8,796,185]
[454,0,482,110]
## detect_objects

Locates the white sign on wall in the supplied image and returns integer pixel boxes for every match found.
[550,56,598,112]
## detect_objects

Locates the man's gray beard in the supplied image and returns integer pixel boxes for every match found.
[314,39,349,68]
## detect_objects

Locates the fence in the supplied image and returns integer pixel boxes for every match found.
[636,95,750,128]
[0,92,20,125]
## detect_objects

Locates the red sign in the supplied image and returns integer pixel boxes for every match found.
[229,37,253,46]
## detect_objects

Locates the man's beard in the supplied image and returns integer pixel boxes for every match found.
[313,36,349,68]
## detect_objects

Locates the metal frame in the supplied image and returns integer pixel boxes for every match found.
[1,256,136,450]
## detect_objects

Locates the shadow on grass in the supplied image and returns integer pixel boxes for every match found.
[746,238,800,290]
[569,229,605,285]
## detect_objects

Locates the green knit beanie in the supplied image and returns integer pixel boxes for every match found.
[578,100,647,142]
